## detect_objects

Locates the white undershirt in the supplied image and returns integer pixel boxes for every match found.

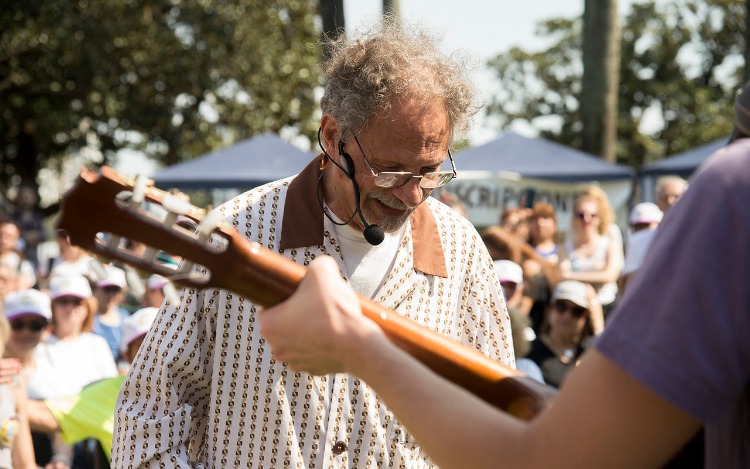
[328,206,405,299]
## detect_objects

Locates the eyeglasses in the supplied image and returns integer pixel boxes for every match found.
[575,211,598,222]
[10,318,47,332]
[553,300,587,319]
[349,135,457,189]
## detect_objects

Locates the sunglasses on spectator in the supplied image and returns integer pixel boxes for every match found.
[10,318,48,332]
[575,211,598,221]
[553,300,588,318]
[500,281,518,298]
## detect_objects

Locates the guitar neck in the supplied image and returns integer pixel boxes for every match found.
[57,167,555,420]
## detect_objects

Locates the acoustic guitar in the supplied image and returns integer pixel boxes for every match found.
[57,166,556,421]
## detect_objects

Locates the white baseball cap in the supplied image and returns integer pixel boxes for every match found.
[147,274,168,291]
[629,202,663,225]
[120,307,159,353]
[96,266,127,290]
[4,289,52,320]
[551,280,590,309]
[493,260,523,285]
[48,274,92,300]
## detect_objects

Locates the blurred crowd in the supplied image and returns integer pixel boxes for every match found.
[470,174,690,389]
[0,174,691,468]
[0,185,168,468]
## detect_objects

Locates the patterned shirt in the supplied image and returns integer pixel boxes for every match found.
[112,155,514,468]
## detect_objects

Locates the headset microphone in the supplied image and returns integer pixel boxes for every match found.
[316,132,385,246]
[340,152,385,246]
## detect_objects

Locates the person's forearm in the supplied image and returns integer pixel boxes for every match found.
[350,333,531,469]
[26,399,61,433]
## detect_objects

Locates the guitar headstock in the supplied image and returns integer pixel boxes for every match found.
[57,166,229,290]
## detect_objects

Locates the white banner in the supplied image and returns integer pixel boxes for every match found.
[442,171,633,240]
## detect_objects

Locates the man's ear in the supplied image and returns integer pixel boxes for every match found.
[320,114,340,156]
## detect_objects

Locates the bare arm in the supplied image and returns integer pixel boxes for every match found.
[260,257,700,469]
[26,399,61,433]
[10,379,38,469]
[558,238,621,285]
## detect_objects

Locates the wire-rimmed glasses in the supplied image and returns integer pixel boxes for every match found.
[351,135,457,189]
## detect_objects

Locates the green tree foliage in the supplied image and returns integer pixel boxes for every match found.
[486,0,744,169]
[1,0,322,189]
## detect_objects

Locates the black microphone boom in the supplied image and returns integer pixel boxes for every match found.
[316,137,385,246]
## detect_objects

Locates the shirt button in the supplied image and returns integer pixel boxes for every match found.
[332,441,347,455]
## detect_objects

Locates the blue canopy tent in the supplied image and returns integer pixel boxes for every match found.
[452,131,635,182]
[152,132,315,191]
[639,137,729,202]
[638,137,727,202]
[446,131,635,231]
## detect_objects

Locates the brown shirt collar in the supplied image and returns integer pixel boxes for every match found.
[280,154,448,277]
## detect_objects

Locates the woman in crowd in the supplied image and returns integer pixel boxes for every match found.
[527,202,559,265]
[525,280,603,388]
[92,265,131,365]
[0,296,37,469]
[3,289,50,386]
[557,193,622,315]
[27,274,117,400]
[482,224,559,334]
[41,229,95,286]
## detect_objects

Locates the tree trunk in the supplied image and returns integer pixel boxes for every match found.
[383,0,401,23]
[319,0,345,60]
[581,0,621,162]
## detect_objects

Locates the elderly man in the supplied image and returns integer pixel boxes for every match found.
[112,19,513,468]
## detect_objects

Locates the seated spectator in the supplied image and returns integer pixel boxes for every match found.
[3,289,51,384]
[527,202,559,264]
[0,220,36,290]
[3,289,55,467]
[525,280,603,388]
[0,263,18,302]
[28,274,117,400]
[483,225,559,334]
[9,184,46,272]
[0,310,36,469]
[558,193,622,315]
[43,230,95,285]
[26,306,159,465]
[493,260,544,383]
[25,274,117,467]
[499,207,531,243]
[578,184,625,276]
[92,266,130,365]
[655,175,688,214]
[619,202,663,295]
[143,274,167,308]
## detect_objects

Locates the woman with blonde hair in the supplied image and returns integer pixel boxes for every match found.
[558,193,622,314]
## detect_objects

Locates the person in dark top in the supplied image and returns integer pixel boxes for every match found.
[525,279,603,388]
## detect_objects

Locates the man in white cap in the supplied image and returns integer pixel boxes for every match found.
[92,266,130,363]
[26,307,159,465]
[493,260,544,383]
[143,274,167,308]
[620,202,664,295]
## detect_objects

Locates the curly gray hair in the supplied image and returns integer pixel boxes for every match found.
[320,18,479,142]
